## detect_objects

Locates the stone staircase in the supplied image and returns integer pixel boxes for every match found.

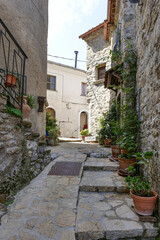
[76,156,159,240]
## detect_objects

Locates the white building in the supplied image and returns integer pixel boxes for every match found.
[47,61,89,138]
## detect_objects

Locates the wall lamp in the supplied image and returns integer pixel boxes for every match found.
[129,0,143,6]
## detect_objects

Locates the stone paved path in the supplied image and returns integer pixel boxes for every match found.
[0,142,159,240]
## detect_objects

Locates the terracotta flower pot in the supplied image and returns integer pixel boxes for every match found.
[104,139,112,147]
[16,96,31,120]
[111,145,121,157]
[118,158,136,172]
[130,190,158,216]
[121,149,128,154]
[81,135,85,142]
[22,99,31,119]
[5,74,17,87]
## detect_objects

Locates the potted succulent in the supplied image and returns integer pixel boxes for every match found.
[80,129,89,141]
[125,151,158,215]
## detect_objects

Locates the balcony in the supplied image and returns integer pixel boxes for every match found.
[0,18,27,112]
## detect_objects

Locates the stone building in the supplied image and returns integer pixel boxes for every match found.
[0,1,50,194]
[79,23,114,137]
[105,0,160,208]
[47,61,88,138]
[134,0,160,202]
[81,0,160,209]
[0,0,48,136]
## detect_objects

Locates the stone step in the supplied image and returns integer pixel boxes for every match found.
[84,157,119,171]
[80,171,128,193]
[76,192,159,240]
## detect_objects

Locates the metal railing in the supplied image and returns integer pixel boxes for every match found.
[0,18,28,112]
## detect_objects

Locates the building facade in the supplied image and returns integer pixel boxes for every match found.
[80,0,160,210]
[79,24,115,137]
[0,0,49,194]
[47,61,88,138]
[0,0,48,136]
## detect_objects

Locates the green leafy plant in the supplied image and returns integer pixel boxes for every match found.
[98,103,118,142]
[26,95,36,109]
[6,106,22,117]
[46,112,60,144]
[80,129,89,136]
[125,151,154,197]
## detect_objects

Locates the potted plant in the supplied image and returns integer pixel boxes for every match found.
[5,73,17,87]
[80,129,89,141]
[118,152,136,176]
[46,112,59,146]
[110,118,122,158]
[98,104,117,147]
[125,151,158,215]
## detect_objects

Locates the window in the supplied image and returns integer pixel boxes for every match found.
[98,65,106,80]
[81,82,86,96]
[47,75,56,91]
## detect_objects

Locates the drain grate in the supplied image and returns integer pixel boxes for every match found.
[48,162,82,176]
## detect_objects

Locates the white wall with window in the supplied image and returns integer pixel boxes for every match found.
[47,61,88,138]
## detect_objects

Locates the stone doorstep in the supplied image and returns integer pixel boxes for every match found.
[80,170,128,193]
[76,220,159,240]
[84,159,119,172]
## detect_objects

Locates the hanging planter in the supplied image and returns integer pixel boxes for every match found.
[5,74,17,87]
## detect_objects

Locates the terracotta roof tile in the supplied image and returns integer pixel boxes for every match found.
[79,22,105,39]
[79,0,117,41]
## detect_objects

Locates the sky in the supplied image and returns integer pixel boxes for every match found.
[47,0,108,70]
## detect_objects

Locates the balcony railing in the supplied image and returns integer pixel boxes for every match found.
[0,18,28,112]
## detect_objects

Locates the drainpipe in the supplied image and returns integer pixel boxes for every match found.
[137,88,141,151]
[137,88,141,174]
[74,51,78,68]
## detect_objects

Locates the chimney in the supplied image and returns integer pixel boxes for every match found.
[74,51,78,68]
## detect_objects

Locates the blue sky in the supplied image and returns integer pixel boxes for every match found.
[48,0,108,70]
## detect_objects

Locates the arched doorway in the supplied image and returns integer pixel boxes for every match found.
[80,111,88,131]
[46,107,56,119]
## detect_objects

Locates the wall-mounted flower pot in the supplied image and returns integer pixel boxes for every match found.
[5,74,17,87]
[130,190,158,216]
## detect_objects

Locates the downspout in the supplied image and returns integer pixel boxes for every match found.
[137,88,141,152]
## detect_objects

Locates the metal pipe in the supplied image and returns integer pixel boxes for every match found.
[74,51,78,68]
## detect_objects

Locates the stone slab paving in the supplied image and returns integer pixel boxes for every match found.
[0,145,86,240]
[84,157,119,171]
[0,143,159,240]
[76,192,159,240]
[80,170,129,193]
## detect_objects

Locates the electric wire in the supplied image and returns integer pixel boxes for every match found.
[47,54,86,63]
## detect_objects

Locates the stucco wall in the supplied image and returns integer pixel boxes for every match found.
[47,62,88,138]
[0,0,48,136]
[83,28,113,136]
[135,0,160,201]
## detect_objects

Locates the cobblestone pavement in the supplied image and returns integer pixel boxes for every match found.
[0,142,159,240]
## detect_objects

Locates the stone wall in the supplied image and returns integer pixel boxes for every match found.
[0,0,48,136]
[0,95,53,195]
[135,0,160,204]
[84,29,114,136]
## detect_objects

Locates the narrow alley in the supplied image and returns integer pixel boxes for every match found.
[0,142,158,240]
